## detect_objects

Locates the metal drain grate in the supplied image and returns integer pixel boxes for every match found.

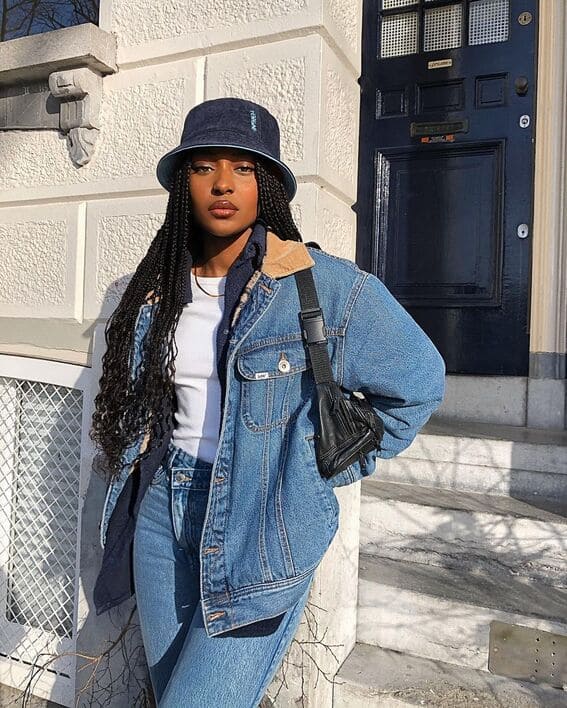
[489,621,567,688]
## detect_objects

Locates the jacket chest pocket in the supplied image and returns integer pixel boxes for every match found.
[236,338,312,431]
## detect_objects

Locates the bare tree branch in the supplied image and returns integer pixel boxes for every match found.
[1,0,99,41]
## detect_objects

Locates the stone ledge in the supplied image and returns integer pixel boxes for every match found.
[357,555,567,671]
[0,23,117,86]
[362,479,567,523]
[335,642,567,707]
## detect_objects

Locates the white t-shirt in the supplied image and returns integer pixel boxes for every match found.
[171,270,226,463]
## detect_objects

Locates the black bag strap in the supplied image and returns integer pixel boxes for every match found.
[294,268,335,385]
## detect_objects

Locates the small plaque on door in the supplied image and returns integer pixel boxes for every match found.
[428,59,453,70]
[489,621,567,688]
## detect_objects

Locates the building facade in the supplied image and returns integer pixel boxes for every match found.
[0,0,565,705]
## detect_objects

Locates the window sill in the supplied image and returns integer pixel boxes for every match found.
[0,23,117,86]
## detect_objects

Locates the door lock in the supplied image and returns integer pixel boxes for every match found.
[517,224,529,239]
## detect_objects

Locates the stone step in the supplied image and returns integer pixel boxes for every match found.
[334,642,567,707]
[360,479,567,585]
[357,554,567,671]
[377,420,567,499]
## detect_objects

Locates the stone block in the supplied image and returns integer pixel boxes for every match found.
[320,40,360,199]
[111,0,360,75]
[293,182,356,259]
[112,0,314,51]
[436,374,528,426]
[360,481,567,585]
[375,420,567,497]
[206,36,317,182]
[84,195,167,320]
[323,0,362,73]
[527,377,567,430]
[0,203,83,319]
[0,23,116,85]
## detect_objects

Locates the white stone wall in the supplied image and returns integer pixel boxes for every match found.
[0,0,361,365]
[0,1,363,704]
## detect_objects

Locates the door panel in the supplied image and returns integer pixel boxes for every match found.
[357,0,538,375]
[380,143,503,306]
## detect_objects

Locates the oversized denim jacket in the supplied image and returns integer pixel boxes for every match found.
[94,233,446,636]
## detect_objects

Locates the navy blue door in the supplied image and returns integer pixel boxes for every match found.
[356,0,538,375]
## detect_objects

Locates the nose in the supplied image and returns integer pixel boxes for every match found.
[212,161,234,194]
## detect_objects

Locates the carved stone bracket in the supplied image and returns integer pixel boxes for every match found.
[48,67,103,166]
[0,24,116,165]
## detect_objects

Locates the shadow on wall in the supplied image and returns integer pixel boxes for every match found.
[75,274,154,708]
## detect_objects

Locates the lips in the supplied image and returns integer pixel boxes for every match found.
[208,200,238,214]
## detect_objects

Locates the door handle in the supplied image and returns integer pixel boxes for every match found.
[515,76,529,96]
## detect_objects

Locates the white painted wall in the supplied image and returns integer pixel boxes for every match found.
[0,1,364,704]
[0,0,361,369]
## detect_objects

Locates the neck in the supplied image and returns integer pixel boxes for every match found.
[192,223,256,276]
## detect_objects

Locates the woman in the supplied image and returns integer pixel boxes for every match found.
[91,97,445,707]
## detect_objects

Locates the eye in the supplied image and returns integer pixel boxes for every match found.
[190,164,212,173]
[236,165,256,173]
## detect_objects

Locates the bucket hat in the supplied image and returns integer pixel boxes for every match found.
[156,97,297,200]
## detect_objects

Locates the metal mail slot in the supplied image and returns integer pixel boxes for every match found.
[411,119,469,137]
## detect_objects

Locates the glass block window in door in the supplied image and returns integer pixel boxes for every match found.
[469,0,509,45]
[382,0,417,8]
[380,12,419,58]
[424,4,463,52]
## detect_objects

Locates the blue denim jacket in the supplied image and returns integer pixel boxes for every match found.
[94,232,445,636]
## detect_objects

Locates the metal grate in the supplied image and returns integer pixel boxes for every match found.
[469,0,509,45]
[382,0,417,9]
[489,621,567,688]
[424,4,463,52]
[0,376,82,673]
[380,12,419,58]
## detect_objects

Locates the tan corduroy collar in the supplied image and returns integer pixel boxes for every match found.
[261,230,315,279]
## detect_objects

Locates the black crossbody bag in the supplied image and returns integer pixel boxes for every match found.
[294,257,384,480]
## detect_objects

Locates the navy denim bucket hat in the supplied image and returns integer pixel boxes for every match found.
[156,97,297,200]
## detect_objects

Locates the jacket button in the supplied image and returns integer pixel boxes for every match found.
[278,352,291,373]
[175,472,192,483]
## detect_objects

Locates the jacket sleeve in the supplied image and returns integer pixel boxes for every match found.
[341,270,446,459]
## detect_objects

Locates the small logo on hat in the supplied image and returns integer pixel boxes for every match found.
[249,110,257,132]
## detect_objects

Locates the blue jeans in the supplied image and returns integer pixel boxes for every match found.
[133,441,311,707]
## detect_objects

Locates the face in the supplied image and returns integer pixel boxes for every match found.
[187,147,259,239]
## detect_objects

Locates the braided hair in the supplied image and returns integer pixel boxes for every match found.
[90,156,302,483]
